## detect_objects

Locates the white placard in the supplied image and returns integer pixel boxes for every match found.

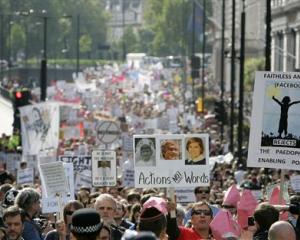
[17,168,34,185]
[20,102,59,155]
[174,187,195,204]
[122,133,133,152]
[75,172,92,191]
[41,163,75,213]
[58,155,91,173]
[5,153,21,173]
[39,162,68,196]
[134,134,210,188]
[290,175,300,192]
[248,71,300,170]
[92,150,116,187]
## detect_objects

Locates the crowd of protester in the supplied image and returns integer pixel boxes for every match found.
[0,62,299,240]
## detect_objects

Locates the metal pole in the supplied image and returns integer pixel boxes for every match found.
[220,0,225,142]
[201,0,206,111]
[238,0,245,164]
[76,14,80,77]
[265,0,271,71]
[230,0,236,153]
[122,0,126,61]
[192,0,196,104]
[40,16,47,101]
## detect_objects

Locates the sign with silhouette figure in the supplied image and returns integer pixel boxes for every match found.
[248,71,300,170]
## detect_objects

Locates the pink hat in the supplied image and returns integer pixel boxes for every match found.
[210,209,241,240]
[269,186,288,221]
[142,197,168,215]
[237,190,258,229]
[222,184,240,207]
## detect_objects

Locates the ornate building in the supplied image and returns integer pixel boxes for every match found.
[271,0,300,71]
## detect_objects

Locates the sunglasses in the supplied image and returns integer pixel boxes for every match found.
[65,211,74,216]
[191,209,211,216]
[195,190,210,194]
[222,205,235,209]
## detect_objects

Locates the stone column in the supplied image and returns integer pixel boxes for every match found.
[295,27,300,70]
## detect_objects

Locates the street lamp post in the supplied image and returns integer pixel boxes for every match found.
[76,14,80,77]
[238,0,246,164]
[230,0,236,153]
[40,11,48,102]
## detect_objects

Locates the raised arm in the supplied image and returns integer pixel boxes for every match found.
[289,100,300,106]
[272,96,281,105]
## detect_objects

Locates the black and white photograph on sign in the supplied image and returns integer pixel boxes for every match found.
[98,161,111,177]
[134,137,156,167]
[160,139,182,160]
[261,80,300,148]
[185,137,206,165]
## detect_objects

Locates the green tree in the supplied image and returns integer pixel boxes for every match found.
[244,57,265,91]
[10,23,25,60]
[79,34,92,58]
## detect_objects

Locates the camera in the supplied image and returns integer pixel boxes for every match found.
[33,216,49,230]
[248,216,255,226]
[274,203,300,215]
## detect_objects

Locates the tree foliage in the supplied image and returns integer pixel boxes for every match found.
[244,57,265,91]
[0,0,109,61]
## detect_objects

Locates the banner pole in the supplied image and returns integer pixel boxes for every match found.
[169,187,176,218]
[279,169,285,204]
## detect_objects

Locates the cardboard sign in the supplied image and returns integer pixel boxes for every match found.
[248,71,300,170]
[39,162,68,197]
[41,163,75,213]
[75,172,92,191]
[92,150,116,187]
[290,175,300,192]
[59,155,91,172]
[96,121,120,144]
[134,134,210,187]
[174,187,195,204]
[17,168,34,185]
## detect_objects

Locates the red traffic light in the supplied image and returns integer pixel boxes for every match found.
[15,91,22,99]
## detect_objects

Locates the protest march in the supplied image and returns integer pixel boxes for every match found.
[1,64,300,240]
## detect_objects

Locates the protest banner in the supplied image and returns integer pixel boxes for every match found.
[134,134,210,188]
[92,150,116,187]
[96,120,121,144]
[290,175,300,192]
[41,163,74,213]
[39,162,68,197]
[122,133,133,152]
[75,171,92,191]
[19,102,59,155]
[17,168,34,185]
[5,153,21,173]
[58,155,91,173]
[174,187,195,204]
[248,71,300,170]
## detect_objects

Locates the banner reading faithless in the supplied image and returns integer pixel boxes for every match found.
[248,71,300,170]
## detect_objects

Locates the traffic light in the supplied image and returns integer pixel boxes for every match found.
[13,89,32,130]
[196,97,203,113]
[214,100,227,124]
[191,55,200,78]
